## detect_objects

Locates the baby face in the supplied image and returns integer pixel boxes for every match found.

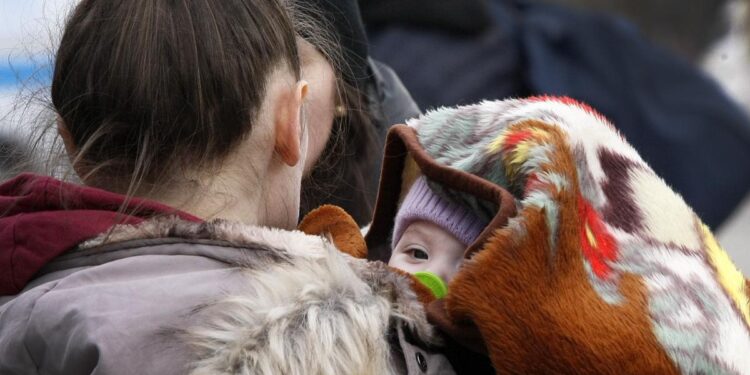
[388,220,466,282]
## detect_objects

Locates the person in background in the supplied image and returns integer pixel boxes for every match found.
[362,0,750,229]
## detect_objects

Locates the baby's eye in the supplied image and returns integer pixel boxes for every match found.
[408,248,429,260]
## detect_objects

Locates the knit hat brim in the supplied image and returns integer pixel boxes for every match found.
[392,176,488,248]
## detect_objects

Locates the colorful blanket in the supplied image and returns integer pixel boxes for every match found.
[304,97,750,373]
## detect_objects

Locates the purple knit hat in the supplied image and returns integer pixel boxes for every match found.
[392,177,488,248]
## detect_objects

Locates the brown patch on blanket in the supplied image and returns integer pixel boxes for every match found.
[425,299,487,355]
[445,121,678,373]
[298,205,367,259]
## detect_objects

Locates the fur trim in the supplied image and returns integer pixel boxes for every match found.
[81,216,327,259]
[84,217,436,375]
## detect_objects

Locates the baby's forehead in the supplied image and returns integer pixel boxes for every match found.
[401,220,445,237]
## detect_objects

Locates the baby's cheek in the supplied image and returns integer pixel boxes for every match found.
[387,256,398,268]
[388,255,408,270]
[442,259,466,282]
[443,267,459,283]
[388,255,420,274]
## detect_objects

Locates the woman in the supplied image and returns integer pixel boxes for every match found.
[0,1,442,374]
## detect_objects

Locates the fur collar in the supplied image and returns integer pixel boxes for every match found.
[83,217,437,375]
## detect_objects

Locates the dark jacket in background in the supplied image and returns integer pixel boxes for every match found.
[364,0,750,228]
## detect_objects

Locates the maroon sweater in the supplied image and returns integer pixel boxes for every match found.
[0,173,200,295]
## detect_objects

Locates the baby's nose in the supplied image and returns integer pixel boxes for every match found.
[427,264,458,284]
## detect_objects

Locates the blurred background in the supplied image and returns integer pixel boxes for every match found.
[1,0,749,272]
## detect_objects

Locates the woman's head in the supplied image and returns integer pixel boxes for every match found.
[51,0,314,227]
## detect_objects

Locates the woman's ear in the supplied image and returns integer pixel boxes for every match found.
[274,80,309,166]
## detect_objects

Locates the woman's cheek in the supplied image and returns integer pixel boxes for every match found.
[303,104,334,174]
[300,62,336,174]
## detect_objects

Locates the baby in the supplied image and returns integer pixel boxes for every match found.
[388,176,488,298]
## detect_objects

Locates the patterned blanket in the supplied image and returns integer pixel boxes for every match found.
[304,97,750,373]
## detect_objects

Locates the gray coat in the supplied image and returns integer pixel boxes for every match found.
[0,217,454,374]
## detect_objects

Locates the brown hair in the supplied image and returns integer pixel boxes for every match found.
[51,0,300,194]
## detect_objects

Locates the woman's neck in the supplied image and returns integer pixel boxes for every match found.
[141,173,263,226]
[138,152,300,230]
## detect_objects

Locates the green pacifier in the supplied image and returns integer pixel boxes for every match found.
[414,271,448,299]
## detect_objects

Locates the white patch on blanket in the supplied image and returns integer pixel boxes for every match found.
[636,243,750,373]
[628,168,702,250]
